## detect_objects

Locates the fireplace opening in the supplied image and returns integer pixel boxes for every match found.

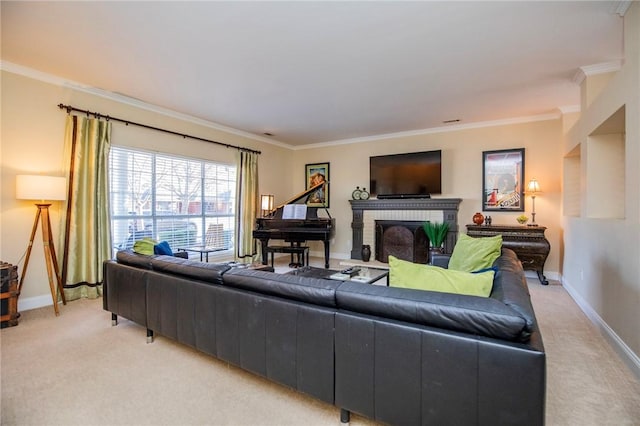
[375,220,429,263]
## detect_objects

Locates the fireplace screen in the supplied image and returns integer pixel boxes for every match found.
[375,220,429,264]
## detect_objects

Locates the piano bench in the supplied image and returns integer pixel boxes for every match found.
[266,245,309,268]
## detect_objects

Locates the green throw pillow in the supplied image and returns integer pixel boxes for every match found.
[388,256,494,297]
[448,233,502,272]
[133,237,158,255]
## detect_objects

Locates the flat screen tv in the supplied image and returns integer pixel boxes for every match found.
[369,150,442,197]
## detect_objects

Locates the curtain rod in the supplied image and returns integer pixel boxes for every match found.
[57,103,261,155]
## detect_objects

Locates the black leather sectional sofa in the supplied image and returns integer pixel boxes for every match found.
[104,248,545,425]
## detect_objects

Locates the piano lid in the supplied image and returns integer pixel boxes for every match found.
[264,181,326,218]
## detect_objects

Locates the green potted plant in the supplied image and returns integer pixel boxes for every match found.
[422,221,450,263]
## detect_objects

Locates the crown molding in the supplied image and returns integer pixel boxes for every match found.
[557,105,581,115]
[0,60,579,152]
[0,60,290,149]
[295,112,563,150]
[572,60,623,85]
[571,69,585,85]
[1,60,87,88]
[610,1,632,16]
[581,60,624,76]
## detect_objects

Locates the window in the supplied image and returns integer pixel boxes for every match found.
[109,146,236,259]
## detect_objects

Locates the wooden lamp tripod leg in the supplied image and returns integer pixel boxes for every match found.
[19,204,66,316]
[40,205,66,311]
[18,207,42,296]
[43,209,66,306]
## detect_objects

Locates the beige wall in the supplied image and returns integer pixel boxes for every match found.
[563,3,640,369]
[290,120,564,278]
[1,69,564,301]
[1,70,292,306]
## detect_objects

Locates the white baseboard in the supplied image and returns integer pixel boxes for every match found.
[18,295,53,312]
[562,278,640,380]
[524,270,561,282]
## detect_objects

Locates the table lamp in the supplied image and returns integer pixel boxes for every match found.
[261,194,274,217]
[16,175,68,315]
[527,178,540,226]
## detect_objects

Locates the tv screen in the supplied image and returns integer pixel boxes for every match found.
[370,150,442,197]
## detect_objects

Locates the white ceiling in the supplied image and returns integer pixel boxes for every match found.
[1,1,625,147]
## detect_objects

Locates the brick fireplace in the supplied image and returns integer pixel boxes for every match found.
[349,198,462,262]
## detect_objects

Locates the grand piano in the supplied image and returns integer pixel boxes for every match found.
[253,182,335,268]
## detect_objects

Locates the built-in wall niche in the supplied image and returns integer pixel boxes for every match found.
[586,105,626,219]
[563,144,581,217]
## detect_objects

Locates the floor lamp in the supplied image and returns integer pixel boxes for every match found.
[16,175,68,316]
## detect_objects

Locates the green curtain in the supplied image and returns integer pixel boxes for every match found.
[235,150,259,263]
[59,115,112,301]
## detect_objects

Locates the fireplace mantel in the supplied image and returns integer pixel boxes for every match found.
[349,198,462,260]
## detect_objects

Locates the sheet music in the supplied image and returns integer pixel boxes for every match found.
[282,204,307,219]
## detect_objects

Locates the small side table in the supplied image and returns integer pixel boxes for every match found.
[466,224,550,285]
[177,246,225,262]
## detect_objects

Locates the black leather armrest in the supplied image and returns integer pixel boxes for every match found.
[431,253,451,268]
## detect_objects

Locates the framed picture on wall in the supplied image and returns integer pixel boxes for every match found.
[482,148,525,211]
[305,162,330,208]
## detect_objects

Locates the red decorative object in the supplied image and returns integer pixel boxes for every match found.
[473,212,485,225]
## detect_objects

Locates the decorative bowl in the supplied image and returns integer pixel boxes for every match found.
[516,215,528,225]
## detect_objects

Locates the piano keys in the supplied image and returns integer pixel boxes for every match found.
[253,182,335,268]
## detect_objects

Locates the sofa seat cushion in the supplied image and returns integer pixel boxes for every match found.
[448,233,502,272]
[336,281,530,341]
[223,268,341,308]
[149,256,231,285]
[388,256,494,297]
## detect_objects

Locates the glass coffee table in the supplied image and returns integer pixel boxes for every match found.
[287,266,388,286]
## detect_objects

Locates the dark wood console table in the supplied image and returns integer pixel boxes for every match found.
[466,224,550,285]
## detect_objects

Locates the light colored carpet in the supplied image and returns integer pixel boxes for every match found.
[1,257,639,426]
[529,281,640,425]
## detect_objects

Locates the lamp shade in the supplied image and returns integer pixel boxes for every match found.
[261,194,274,213]
[16,175,67,201]
[527,178,540,194]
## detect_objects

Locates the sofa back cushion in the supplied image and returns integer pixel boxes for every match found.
[116,250,154,269]
[223,268,341,308]
[149,256,230,285]
[335,281,529,341]
[489,248,537,334]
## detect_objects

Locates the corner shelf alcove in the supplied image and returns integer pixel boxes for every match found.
[564,105,626,220]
